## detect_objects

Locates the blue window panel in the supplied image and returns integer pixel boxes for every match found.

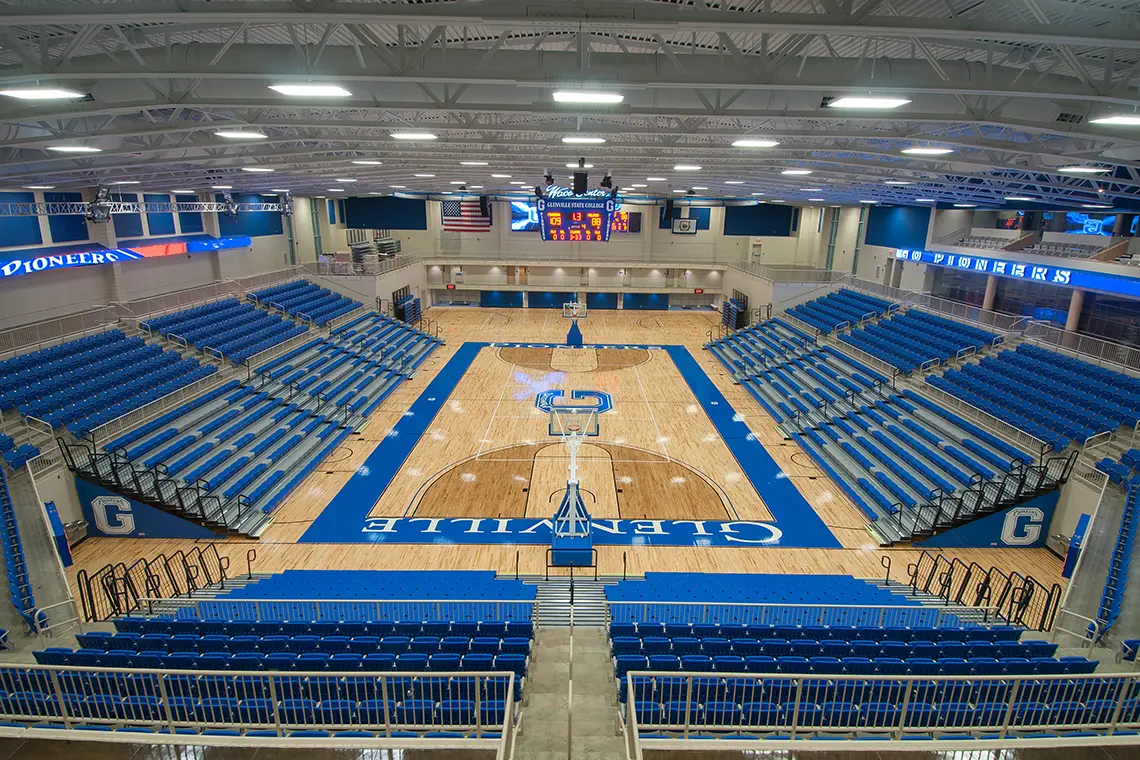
[44,192,88,243]
[479,290,523,308]
[622,293,670,311]
[175,194,204,233]
[328,199,337,225]
[0,192,44,247]
[528,291,576,309]
[585,292,618,310]
[865,206,932,251]
[144,194,176,236]
[338,199,346,223]
[215,194,283,238]
[110,194,143,238]
[723,205,795,236]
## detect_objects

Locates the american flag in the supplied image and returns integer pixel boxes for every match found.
[441,199,492,231]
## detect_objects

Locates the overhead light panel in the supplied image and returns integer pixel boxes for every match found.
[781,169,812,175]
[733,139,780,148]
[414,173,435,178]
[828,96,911,109]
[1058,165,1109,174]
[241,167,274,173]
[800,188,823,192]
[368,192,384,195]
[566,163,594,169]
[915,198,935,202]
[672,189,687,193]
[646,177,667,181]
[327,188,345,192]
[492,174,512,178]
[1004,196,1034,201]
[335,178,358,182]
[884,180,913,185]
[808,198,825,202]
[469,185,483,189]
[449,181,467,185]
[47,145,101,153]
[553,91,624,104]
[269,189,289,193]
[631,183,647,188]
[725,181,745,185]
[172,190,195,194]
[673,165,702,171]
[0,87,86,100]
[391,132,438,140]
[460,161,489,166]
[390,185,406,189]
[1090,115,1140,126]
[211,185,232,189]
[269,83,351,97]
[24,185,54,189]
[859,199,878,204]
[110,180,140,185]
[691,186,708,190]
[1083,204,1113,209]
[562,136,606,144]
[954,203,977,208]
[215,130,267,140]
[351,160,382,165]
[902,147,954,155]
[509,181,527,185]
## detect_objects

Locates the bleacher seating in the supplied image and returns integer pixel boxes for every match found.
[1,443,39,470]
[0,329,217,438]
[1096,482,1138,635]
[0,467,36,630]
[330,312,443,373]
[607,574,1109,740]
[954,236,1009,250]
[6,572,532,737]
[1096,450,1140,487]
[250,281,361,326]
[839,311,999,374]
[928,343,1140,450]
[1023,241,1106,259]
[141,298,308,364]
[786,289,896,334]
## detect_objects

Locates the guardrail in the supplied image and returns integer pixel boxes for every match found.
[0,306,118,360]
[304,254,423,278]
[140,597,539,623]
[1022,320,1140,375]
[0,664,516,753]
[86,370,235,449]
[243,331,317,379]
[606,601,997,628]
[231,267,308,294]
[726,262,845,284]
[112,281,237,321]
[623,670,1139,754]
[916,380,1049,461]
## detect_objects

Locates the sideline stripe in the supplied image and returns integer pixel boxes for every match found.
[301,342,488,542]
[664,346,841,548]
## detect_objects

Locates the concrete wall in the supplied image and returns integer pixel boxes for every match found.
[930,209,977,245]
[1051,477,1103,543]
[830,206,863,274]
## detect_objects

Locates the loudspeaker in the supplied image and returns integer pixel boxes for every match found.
[664,199,675,218]
[573,171,588,195]
[479,195,490,217]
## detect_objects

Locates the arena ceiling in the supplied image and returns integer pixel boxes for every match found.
[1,0,1140,208]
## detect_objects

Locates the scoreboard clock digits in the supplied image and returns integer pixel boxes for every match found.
[540,202,614,242]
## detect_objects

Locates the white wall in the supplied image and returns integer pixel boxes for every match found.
[930,209,977,245]
[35,469,83,526]
[722,266,775,310]
[0,265,115,329]
[855,244,895,284]
[1051,478,1102,542]
[829,207,863,274]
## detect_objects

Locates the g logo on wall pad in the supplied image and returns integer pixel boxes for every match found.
[1001,506,1045,546]
[535,390,613,415]
[91,495,136,535]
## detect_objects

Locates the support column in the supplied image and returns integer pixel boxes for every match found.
[1065,288,1085,333]
[982,274,998,311]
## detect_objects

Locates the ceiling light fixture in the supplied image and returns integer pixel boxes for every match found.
[751,192,765,196]
[733,139,780,148]
[1004,196,1034,201]
[469,185,483,189]
[172,190,195,194]
[800,188,823,192]
[1083,204,1113,209]
[828,96,911,109]
[1058,165,1110,174]
[327,188,345,192]
[215,130,267,140]
[902,147,954,155]
[808,198,825,201]
[268,189,289,193]
[673,165,702,171]
[269,83,351,97]
[954,203,977,208]
[335,178,357,182]
[351,160,383,165]
[859,199,878,204]
[211,185,232,189]
[915,198,935,202]
[884,180,913,185]
[725,181,745,185]
[562,136,606,144]
[390,132,438,140]
[781,169,812,175]
[646,177,667,181]
[241,167,274,172]
[47,145,101,153]
[390,185,406,189]
[460,161,489,166]
[566,163,594,169]
[492,174,512,178]
[449,181,467,185]
[509,181,527,185]
[691,186,708,190]
[110,180,140,185]
[0,87,86,100]
[24,185,54,189]
[552,91,624,104]
[413,174,435,178]
[631,183,647,188]
[1090,115,1140,126]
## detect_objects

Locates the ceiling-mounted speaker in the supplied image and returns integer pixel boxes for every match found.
[479,195,491,217]
[573,171,588,195]
[664,198,675,218]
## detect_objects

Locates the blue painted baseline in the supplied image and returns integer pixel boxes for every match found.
[300,343,839,548]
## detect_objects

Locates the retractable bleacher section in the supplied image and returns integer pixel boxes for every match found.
[928,344,1140,451]
[80,310,441,536]
[140,298,309,364]
[706,319,1037,542]
[249,281,361,326]
[12,571,530,740]
[0,329,217,438]
[786,289,896,334]
[0,467,33,633]
[1098,449,1140,487]
[608,573,1122,743]
[839,312,1000,374]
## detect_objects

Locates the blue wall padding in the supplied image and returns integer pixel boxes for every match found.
[342,197,429,230]
[44,192,88,243]
[723,204,795,236]
[865,206,932,250]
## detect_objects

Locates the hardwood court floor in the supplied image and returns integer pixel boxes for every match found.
[66,308,1066,594]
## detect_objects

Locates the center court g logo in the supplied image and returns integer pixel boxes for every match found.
[91,495,136,535]
[535,390,613,415]
[1000,506,1045,546]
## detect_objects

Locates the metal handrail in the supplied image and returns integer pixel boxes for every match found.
[606,600,1002,627]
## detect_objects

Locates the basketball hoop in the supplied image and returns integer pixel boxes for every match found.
[562,301,587,319]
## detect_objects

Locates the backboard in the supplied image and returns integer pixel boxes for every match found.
[562,301,587,319]
[548,408,599,437]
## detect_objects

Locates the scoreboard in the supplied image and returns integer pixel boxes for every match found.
[538,196,616,242]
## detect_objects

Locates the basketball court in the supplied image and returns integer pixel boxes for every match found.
[65,306,1066,590]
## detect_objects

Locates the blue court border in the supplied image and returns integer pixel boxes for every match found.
[300,343,839,548]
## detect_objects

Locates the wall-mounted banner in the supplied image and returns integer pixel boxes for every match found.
[75,478,221,539]
[0,235,252,279]
[361,517,784,547]
[895,248,1140,299]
